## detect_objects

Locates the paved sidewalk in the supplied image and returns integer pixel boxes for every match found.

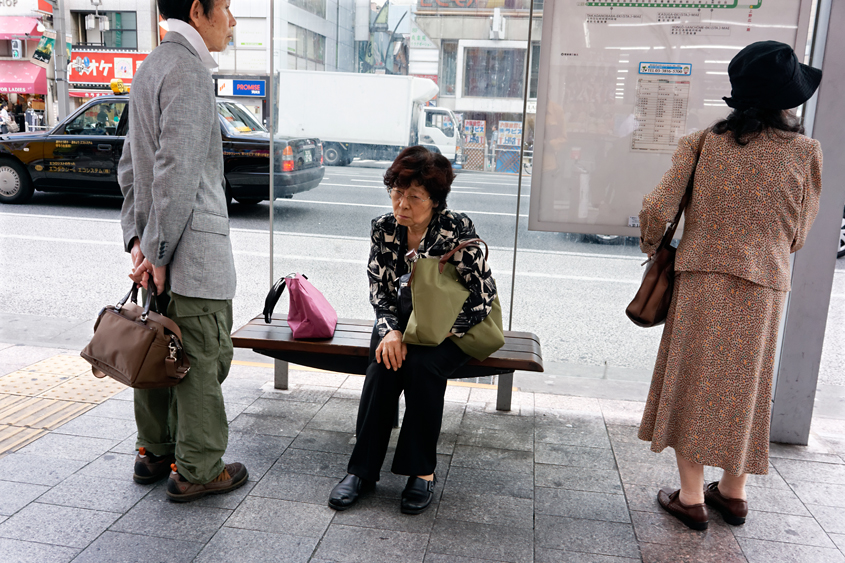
[0,343,844,563]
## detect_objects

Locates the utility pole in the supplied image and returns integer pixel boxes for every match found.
[50,0,71,120]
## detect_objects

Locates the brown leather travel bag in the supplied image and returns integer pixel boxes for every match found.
[81,284,190,388]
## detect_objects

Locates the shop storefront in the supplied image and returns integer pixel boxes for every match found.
[0,3,51,130]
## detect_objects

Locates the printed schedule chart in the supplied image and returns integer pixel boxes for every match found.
[632,79,690,153]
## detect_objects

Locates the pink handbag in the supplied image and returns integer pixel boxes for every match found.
[263,273,337,339]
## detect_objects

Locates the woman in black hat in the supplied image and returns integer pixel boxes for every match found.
[636,41,823,531]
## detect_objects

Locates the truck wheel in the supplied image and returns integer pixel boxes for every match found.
[323,143,346,166]
[235,198,262,205]
[0,159,34,204]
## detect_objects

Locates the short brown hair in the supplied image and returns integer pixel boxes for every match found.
[383,146,455,209]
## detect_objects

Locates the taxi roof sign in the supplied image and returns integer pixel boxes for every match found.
[109,78,129,95]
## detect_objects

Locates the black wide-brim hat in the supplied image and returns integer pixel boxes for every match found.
[723,40,822,110]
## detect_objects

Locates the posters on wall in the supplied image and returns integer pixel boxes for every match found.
[498,121,522,147]
[528,0,813,236]
[465,119,486,145]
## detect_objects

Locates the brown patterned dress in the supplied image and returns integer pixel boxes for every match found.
[638,128,823,475]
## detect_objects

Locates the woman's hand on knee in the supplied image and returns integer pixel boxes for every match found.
[376,330,407,371]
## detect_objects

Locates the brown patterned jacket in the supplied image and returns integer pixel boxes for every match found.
[640,129,823,291]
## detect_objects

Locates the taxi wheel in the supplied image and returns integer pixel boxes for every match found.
[0,159,33,204]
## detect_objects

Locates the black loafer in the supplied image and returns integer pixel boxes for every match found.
[401,475,437,515]
[328,474,373,511]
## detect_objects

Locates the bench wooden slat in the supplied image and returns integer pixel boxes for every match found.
[261,315,542,343]
[233,325,541,355]
[232,315,544,374]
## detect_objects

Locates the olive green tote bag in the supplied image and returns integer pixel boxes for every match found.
[402,239,505,361]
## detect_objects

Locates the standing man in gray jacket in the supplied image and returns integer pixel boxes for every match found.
[118,0,247,502]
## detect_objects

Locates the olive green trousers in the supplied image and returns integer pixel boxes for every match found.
[133,290,233,484]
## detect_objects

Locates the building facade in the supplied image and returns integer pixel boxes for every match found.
[412,0,542,169]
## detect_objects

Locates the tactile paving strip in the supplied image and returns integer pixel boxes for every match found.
[19,355,94,376]
[0,424,48,455]
[0,354,126,457]
[42,371,126,403]
[0,370,76,395]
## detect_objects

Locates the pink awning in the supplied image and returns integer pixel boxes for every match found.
[0,61,47,95]
[0,17,42,40]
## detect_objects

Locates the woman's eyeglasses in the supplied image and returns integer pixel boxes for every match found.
[387,187,431,205]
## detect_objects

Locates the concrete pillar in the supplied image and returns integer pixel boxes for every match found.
[771,0,845,444]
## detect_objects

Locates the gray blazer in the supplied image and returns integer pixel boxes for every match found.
[118,31,235,300]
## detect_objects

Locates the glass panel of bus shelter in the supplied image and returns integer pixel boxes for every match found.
[245,0,694,396]
[511,1,831,408]
[237,0,540,386]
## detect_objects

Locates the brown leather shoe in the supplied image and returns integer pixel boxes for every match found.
[166,462,249,503]
[133,447,176,484]
[704,481,747,525]
[657,488,709,531]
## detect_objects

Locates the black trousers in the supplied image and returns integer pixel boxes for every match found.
[347,326,470,482]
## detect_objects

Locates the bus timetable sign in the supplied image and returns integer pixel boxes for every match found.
[217,79,265,97]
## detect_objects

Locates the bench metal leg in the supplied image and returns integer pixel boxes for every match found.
[496,372,514,411]
[275,359,289,390]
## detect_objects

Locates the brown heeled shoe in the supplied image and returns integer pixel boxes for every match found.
[704,481,747,525]
[657,488,709,531]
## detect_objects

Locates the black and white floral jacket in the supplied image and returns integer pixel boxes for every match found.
[368,208,498,340]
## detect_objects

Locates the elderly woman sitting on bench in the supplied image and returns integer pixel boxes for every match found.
[327,146,497,515]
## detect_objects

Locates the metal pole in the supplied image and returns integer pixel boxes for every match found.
[54,0,70,120]
[268,0,275,287]
[506,0,535,331]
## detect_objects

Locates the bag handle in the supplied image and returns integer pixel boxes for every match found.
[657,130,709,252]
[438,238,489,274]
[114,283,137,312]
[98,283,186,357]
[263,273,309,323]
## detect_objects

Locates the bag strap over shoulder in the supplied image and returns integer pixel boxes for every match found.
[438,238,489,274]
[658,129,709,251]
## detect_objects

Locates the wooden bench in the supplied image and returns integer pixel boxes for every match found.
[231,314,544,411]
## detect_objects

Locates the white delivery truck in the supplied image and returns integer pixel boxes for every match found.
[276,70,463,167]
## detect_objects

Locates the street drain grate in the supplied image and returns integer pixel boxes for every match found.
[0,354,125,457]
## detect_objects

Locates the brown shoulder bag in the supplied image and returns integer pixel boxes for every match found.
[81,284,190,388]
[626,130,708,328]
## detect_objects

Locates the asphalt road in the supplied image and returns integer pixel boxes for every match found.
[2,164,844,388]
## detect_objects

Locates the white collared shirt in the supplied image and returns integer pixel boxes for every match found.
[166,18,218,70]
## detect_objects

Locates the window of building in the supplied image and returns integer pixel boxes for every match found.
[289,0,327,19]
[440,42,458,96]
[288,23,326,71]
[463,47,526,98]
[71,11,137,49]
